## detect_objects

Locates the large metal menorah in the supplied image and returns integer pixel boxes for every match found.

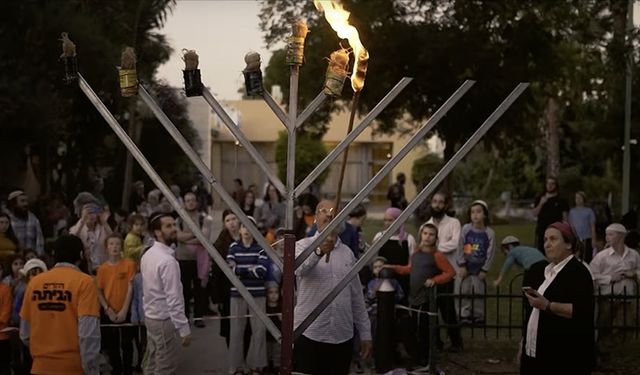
[71,31,527,375]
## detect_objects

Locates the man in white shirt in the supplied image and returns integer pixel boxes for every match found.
[294,222,372,375]
[176,192,214,328]
[590,223,640,347]
[426,192,461,271]
[141,212,191,374]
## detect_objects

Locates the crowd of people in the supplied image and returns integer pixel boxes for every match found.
[0,173,638,375]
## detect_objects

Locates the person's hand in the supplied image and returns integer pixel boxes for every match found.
[106,308,117,322]
[478,271,487,280]
[425,279,436,288]
[80,206,89,222]
[623,271,636,279]
[459,267,468,279]
[115,310,127,323]
[359,340,372,359]
[181,334,192,347]
[493,276,503,287]
[318,241,333,255]
[524,288,549,311]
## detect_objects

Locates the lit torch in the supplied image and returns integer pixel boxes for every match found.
[315,0,369,219]
[315,0,368,263]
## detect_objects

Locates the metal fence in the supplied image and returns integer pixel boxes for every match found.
[426,275,640,341]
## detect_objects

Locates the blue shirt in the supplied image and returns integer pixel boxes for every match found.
[459,225,495,275]
[500,246,547,276]
[569,206,595,240]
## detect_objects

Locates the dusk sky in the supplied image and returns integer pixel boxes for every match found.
[156,1,640,100]
[156,1,281,100]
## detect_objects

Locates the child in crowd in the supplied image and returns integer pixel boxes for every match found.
[124,214,147,372]
[457,200,496,325]
[2,255,24,292]
[391,223,455,368]
[227,217,268,375]
[12,258,47,374]
[374,207,416,304]
[366,256,405,322]
[124,214,146,264]
[0,266,12,374]
[130,272,145,373]
[96,234,136,375]
[265,281,281,375]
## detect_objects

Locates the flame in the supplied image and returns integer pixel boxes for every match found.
[314,0,369,92]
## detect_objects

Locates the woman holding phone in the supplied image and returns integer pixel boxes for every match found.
[520,221,595,374]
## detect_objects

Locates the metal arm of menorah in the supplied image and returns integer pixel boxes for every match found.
[294,82,530,339]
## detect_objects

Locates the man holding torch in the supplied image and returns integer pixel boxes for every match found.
[294,220,372,374]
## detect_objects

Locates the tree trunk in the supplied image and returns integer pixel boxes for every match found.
[545,97,560,178]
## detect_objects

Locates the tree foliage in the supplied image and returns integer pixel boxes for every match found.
[0,0,199,207]
[274,131,329,187]
[259,0,640,209]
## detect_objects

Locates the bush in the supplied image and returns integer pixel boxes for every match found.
[275,131,329,186]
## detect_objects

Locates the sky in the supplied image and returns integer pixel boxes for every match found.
[156,1,640,100]
[155,1,279,100]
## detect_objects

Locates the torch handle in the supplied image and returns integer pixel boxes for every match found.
[331,93,360,262]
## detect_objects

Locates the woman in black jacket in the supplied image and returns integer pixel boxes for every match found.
[521,221,595,374]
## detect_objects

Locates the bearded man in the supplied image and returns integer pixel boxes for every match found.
[5,190,44,255]
[426,191,461,271]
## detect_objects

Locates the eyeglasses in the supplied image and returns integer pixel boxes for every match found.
[317,207,334,215]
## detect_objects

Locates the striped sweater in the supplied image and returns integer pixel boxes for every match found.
[226,239,269,298]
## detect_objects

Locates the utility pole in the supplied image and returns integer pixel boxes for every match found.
[622,0,634,214]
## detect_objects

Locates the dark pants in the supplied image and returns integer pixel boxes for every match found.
[407,303,431,365]
[580,238,593,264]
[179,260,207,318]
[101,316,134,375]
[0,339,10,375]
[294,335,353,375]
[9,334,30,375]
[520,354,542,375]
[437,281,463,348]
[133,325,147,368]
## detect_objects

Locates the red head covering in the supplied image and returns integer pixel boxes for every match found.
[548,221,576,248]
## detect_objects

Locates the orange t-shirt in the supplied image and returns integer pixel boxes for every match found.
[0,283,12,341]
[96,258,136,312]
[20,266,99,375]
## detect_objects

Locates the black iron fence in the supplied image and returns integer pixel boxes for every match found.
[423,274,640,341]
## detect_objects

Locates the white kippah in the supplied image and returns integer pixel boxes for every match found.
[605,223,627,234]
[7,190,25,201]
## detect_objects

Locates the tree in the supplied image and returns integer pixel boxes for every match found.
[274,131,329,186]
[0,0,199,208]
[259,0,639,208]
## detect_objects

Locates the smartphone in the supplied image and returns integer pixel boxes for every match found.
[522,287,536,295]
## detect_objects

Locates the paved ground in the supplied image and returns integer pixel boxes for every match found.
[176,319,229,374]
